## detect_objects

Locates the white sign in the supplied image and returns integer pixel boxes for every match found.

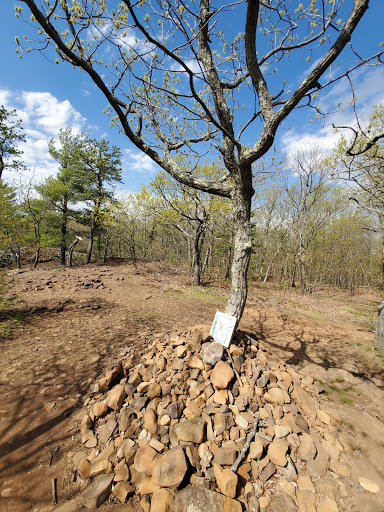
[209,311,237,348]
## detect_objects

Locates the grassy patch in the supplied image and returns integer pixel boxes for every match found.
[341,397,354,404]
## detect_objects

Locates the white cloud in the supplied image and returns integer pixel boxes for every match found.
[281,66,384,158]
[0,88,86,185]
[123,149,158,174]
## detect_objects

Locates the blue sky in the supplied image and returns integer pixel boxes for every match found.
[1,1,384,194]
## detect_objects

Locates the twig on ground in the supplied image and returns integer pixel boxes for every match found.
[231,413,260,472]
[52,478,58,504]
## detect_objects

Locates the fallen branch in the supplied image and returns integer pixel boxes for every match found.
[52,478,58,504]
[231,413,260,472]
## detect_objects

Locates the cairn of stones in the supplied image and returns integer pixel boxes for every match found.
[72,325,367,512]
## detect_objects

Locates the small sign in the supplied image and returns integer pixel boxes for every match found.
[210,311,237,348]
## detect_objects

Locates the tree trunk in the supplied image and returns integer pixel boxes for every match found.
[374,300,384,353]
[60,207,68,266]
[225,184,253,322]
[86,213,96,264]
[33,247,40,269]
[67,236,81,267]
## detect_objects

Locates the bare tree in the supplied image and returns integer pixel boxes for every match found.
[278,145,345,294]
[16,0,380,321]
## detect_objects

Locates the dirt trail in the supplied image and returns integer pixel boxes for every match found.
[0,262,383,511]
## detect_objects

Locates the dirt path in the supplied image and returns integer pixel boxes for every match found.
[0,263,383,511]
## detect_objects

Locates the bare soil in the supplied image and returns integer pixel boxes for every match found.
[0,262,383,512]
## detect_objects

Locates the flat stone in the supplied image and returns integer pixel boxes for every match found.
[112,481,135,503]
[147,383,161,398]
[358,477,380,493]
[81,474,114,509]
[152,446,187,488]
[167,401,184,419]
[317,498,339,512]
[187,356,205,370]
[249,437,264,460]
[78,458,91,479]
[174,417,206,443]
[114,460,129,482]
[134,445,158,475]
[106,384,126,411]
[264,387,285,406]
[291,385,318,418]
[93,401,108,418]
[214,447,237,466]
[269,492,298,512]
[143,409,157,434]
[98,418,116,444]
[214,412,234,435]
[172,484,242,512]
[200,342,224,365]
[268,439,288,466]
[259,461,276,483]
[296,489,316,512]
[214,464,238,499]
[314,476,341,501]
[298,433,317,462]
[211,361,234,389]
[150,488,174,512]
[89,459,113,478]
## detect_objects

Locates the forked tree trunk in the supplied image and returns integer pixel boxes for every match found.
[225,184,253,322]
[68,236,82,267]
[374,300,384,353]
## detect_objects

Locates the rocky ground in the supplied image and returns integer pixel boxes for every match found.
[0,262,383,512]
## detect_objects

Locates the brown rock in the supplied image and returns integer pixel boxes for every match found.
[152,446,187,488]
[81,474,114,509]
[114,460,129,482]
[89,459,113,478]
[174,417,206,443]
[134,445,158,475]
[298,433,317,462]
[150,488,174,512]
[214,464,238,499]
[211,361,234,389]
[317,497,339,512]
[93,401,108,418]
[78,458,91,479]
[214,412,234,435]
[143,409,157,434]
[269,492,298,512]
[187,356,205,370]
[172,484,242,512]
[264,387,285,406]
[296,489,316,512]
[358,477,380,493]
[249,437,264,460]
[112,481,135,503]
[147,382,161,398]
[268,439,288,466]
[105,384,126,411]
[214,447,237,466]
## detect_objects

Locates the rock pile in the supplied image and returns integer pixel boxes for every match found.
[70,325,371,512]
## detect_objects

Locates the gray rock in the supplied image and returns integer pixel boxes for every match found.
[174,417,206,443]
[81,474,114,509]
[172,484,242,512]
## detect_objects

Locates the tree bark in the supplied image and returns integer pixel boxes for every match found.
[374,300,384,353]
[68,236,82,267]
[225,182,253,322]
[86,212,96,264]
[60,205,68,266]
